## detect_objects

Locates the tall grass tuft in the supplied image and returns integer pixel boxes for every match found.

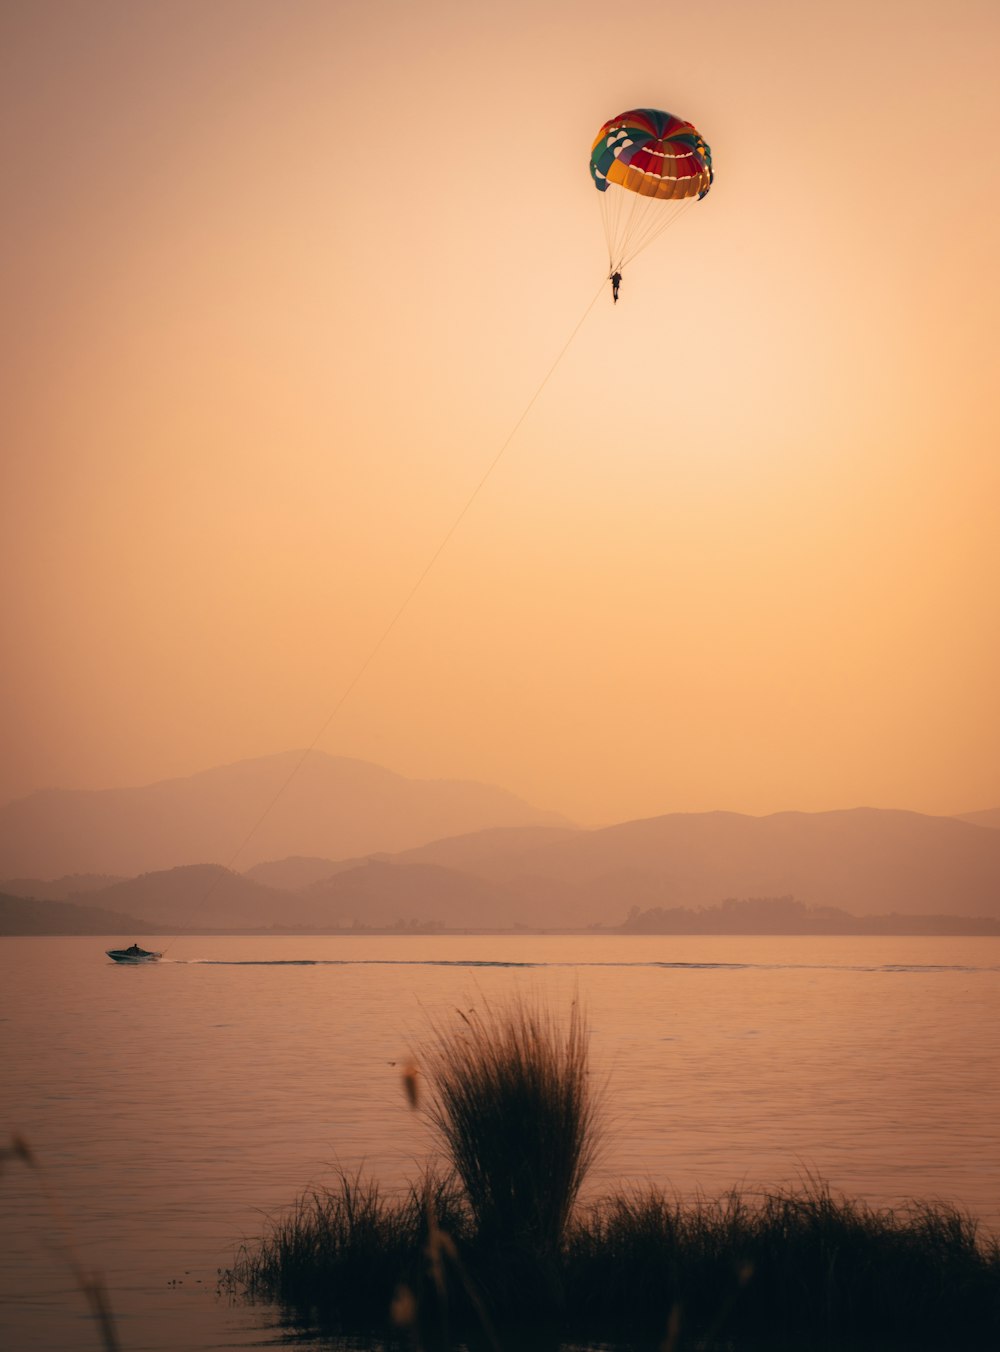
[564,1177,1000,1345]
[227,1004,1000,1348]
[232,1171,1000,1347]
[228,1166,469,1329]
[420,996,602,1268]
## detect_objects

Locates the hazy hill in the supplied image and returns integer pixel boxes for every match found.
[392,808,1000,925]
[0,751,568,878]
[243,855,362,890]
[8,807,1000,933]
[956,808,1000,830]
[395,824,581,872]
[0,891,167,937]
[85,864,288,929]
[234,808,1000,929]
[243,827,581,895]
[0,873,125,901]
[293,859,510,929]
[66,859,510,930]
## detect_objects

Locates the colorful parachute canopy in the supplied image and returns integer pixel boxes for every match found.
[590,108,712,272]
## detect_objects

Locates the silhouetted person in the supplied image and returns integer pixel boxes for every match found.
[611,270,622,303]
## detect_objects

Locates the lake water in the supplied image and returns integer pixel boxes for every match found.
[2,934,999,1350]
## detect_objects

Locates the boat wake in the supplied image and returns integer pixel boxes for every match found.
[163,958,1000,974]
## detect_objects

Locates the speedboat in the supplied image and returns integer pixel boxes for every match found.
[107,943,162,964]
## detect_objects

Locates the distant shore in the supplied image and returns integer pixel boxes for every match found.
[4,912,1000,939]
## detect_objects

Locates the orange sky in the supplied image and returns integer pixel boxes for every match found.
[2,0,998,825]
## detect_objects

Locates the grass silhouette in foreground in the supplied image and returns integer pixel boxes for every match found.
[421,998,600,1265]
[2,1135,121,1351]
[228,999,1000,1350]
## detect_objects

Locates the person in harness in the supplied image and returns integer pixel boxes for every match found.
[611,270,622,303]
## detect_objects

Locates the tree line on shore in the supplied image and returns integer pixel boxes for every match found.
[611,894,1000,935]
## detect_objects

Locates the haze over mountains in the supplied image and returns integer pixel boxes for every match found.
[2,752,999,933]
[273,809,1000,929]
[0,751,569,878]
[412,809,1000,920]
[0,892,161,937]
[957,808,1000,831]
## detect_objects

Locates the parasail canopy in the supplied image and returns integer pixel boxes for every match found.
[590,108,712,273]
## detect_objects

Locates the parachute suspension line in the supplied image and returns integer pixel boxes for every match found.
[602,185,644,273]
[614,185,636,268]
[600,188,694,276]
[619,187,648,259]
[619,197,693,270]
[600,188,619,272]
[203,277,609,885]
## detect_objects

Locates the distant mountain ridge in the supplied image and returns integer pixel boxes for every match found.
[243,855,368,891]
[85,864,288,929]
[0,873,125,902]
[0,891,168,937]
[417,807,1000,925]
[7,805,999,934]
[956,808,1000,830]
[0,751,570,878]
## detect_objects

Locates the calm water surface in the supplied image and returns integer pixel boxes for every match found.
[2,933,999,1350]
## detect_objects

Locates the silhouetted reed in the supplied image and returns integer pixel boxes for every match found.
[564,1178,1000,1346]
[2,1134,121,1352]
[234,1175,1000,1347]
[421,997,601,1261]
[415,995,601,1328]
[232,1166,469,1328]
[228,1000,1000,1349]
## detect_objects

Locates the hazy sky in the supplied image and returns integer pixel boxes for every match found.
[2,0,998,824]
